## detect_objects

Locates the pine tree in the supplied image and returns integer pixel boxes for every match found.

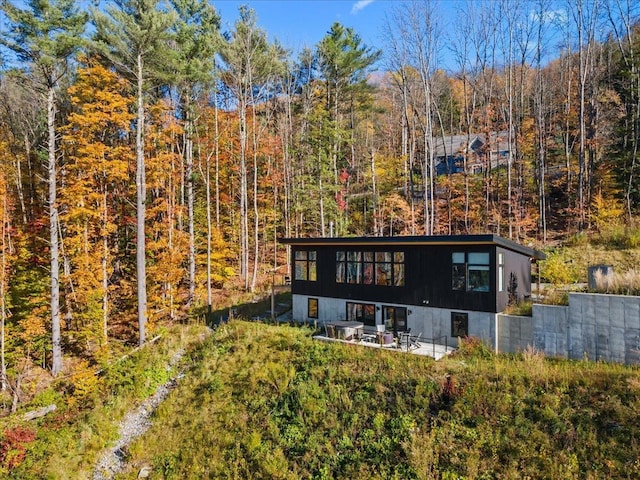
[0,0,87,376]
[316,22,381,235]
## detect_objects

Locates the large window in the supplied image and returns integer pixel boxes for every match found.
[346,302,376,326]
[452,252,466,290]
[347,251,362,284]
[452,252,490,292]
[337,250,405,287]
[294,250,317,281]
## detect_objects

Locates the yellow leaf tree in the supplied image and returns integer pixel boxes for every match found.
[60,57,134,358]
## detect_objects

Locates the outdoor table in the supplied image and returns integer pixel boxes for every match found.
[329,321,364,340]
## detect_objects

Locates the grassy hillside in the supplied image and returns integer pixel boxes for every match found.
[0,324,210,478]
[117,321,639,480]
[2,320,638,478]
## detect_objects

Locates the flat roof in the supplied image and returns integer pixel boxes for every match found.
[279,234,546,260]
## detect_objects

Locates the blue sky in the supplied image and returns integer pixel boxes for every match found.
[211,0,567,72]
[212,0,410,52]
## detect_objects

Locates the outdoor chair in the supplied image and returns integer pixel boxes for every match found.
[325,324,336,339]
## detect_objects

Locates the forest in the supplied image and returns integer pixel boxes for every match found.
[0,0,639,401]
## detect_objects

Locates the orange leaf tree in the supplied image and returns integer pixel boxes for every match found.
[60,57,134,357]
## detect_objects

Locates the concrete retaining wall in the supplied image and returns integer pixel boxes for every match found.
[497,292,640,365]
[497,314,533,353]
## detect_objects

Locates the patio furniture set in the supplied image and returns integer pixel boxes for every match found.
[324,321,422,351]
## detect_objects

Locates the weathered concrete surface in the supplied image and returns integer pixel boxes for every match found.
[497,293,640,365]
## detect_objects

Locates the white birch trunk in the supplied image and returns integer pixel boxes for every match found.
[136,54,147,346]
[185,105,195,305]
[48,86,62,376]
[1,188,8,390]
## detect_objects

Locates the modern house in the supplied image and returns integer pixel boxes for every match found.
[279,235,545,349]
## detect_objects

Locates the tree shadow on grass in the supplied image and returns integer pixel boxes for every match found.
[193,291,292,328]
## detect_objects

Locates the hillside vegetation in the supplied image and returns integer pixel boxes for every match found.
[0,324,210,478]
[121,322,640,479]
[1,320,639,478]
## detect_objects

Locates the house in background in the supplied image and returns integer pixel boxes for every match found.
[279,235,545,349]
[433,131,510,176]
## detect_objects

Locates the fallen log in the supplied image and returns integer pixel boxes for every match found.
[23,404,56,421]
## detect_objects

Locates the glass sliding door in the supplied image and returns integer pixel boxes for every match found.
[346,302,376,326]
[382,306,407,335]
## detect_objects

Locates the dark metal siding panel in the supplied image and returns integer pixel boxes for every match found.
[496,247,509,312]
[419,245,496,312]
[291,244,510,313]
[280,234,545,261]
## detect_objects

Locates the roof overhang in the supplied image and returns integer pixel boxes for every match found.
[279,234,546,260]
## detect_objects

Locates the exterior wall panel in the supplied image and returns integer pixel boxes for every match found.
[291,244,501,313]
[291,294,496,349]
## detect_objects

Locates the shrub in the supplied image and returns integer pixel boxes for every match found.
[539,249,579,285]
[68,360,101,407]
[0,427,36,471]
[504,300,533,316]
[596,223,640,249]
[540,289,570,306]
[455,336,493,359]
[565,231,589,247]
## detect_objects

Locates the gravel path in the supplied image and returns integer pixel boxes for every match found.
[92,348,186,480]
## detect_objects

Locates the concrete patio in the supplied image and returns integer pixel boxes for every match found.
[312,333,456,361]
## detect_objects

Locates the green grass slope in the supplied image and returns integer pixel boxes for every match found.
[0,324,210,479]
[120,321,640,480]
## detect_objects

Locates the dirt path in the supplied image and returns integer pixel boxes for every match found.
[92,348,186,480]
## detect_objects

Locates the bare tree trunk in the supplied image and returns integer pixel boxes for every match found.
[167,182,176,320]
[239,101,249,290]
[136,54,148,346]
[102,189,109,344]
[571,0,598,231]
[319,152,326,237]
[251,115,259,293]
[48,86,62,376]
[577,2,587,230]
[15,138,27,225]
[606,0,640,222]
[370,148,378,235]
[504,3,515,239]
[204,147,213,308]
[1,188,8,390]
[214,88,221,231]
[185,105,195,305]
[535,0,549,242]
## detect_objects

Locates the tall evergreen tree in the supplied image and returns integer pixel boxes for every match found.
[316,22,381,235]
[0,0,87,376]
[92,0,175,345]
[168,0,220,305]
